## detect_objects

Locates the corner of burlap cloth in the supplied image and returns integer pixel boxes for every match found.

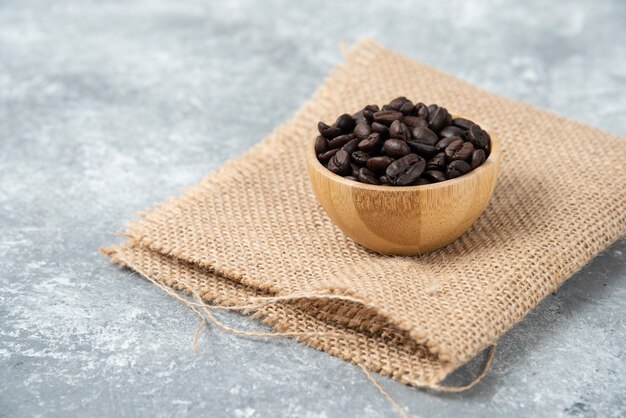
[102,39,626,389]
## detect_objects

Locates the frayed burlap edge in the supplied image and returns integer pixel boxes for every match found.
[102,243,467,389]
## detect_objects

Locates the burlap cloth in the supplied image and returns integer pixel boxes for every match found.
[103,40,626,389]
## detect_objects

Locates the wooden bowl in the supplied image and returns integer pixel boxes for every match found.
[307,129,501,255]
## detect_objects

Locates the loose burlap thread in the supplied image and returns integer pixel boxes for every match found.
[103,39,626,389]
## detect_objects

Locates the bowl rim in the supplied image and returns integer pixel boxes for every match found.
[308,122,500,192]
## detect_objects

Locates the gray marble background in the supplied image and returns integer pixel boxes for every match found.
[1,1,625,417]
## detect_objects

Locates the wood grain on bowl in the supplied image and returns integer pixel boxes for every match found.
[307,132,500,255]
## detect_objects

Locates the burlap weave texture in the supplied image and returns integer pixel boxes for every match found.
[104,40,626,388]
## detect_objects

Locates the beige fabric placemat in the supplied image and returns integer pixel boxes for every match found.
[103,39,626,389]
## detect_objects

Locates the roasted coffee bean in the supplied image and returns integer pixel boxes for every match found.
[445,140,474,161]
[327,133,355,149]
[415,102,429,119]
[411,126,439,146]
[471,149,486,169]
[352,110,367,126]
[386,154,426,186]
[317,148,338,163]
[383,139,411,158]
[351,150,371,166]
[447,160,472,179]
[389,120,411,141]
[314,136,328,155]
[428,106,450,132]
[342,138,360,154]
[443,139,464,159]
[327,149,351,175]
[402,116,428,129]
[401,123,412,141]
[436,136,462,150]
[371,122,390,139]
[334,113,355,133]
[426,152,447,170]
[389,97,409,110]
[315,99,490,185]
[452,117,474,130]
[399,101,415,115]
[439,126,465,138]
[407,141,439,158]
[354,115,368,126]
[318,121,342,139]
[467,124,490,149]
[358,167,382,185]
[367,155,394,174]
[373,110,403,125]
[358,133,382,151]
[350,163,360,177]
[423,170,446,182]
[354,122,372,139]
[362,105,379,122]
[389,120,402,138]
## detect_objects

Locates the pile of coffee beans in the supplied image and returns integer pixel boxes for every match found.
[315,97,491,186]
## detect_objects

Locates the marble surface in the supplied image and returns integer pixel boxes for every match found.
[1,1,625,417]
